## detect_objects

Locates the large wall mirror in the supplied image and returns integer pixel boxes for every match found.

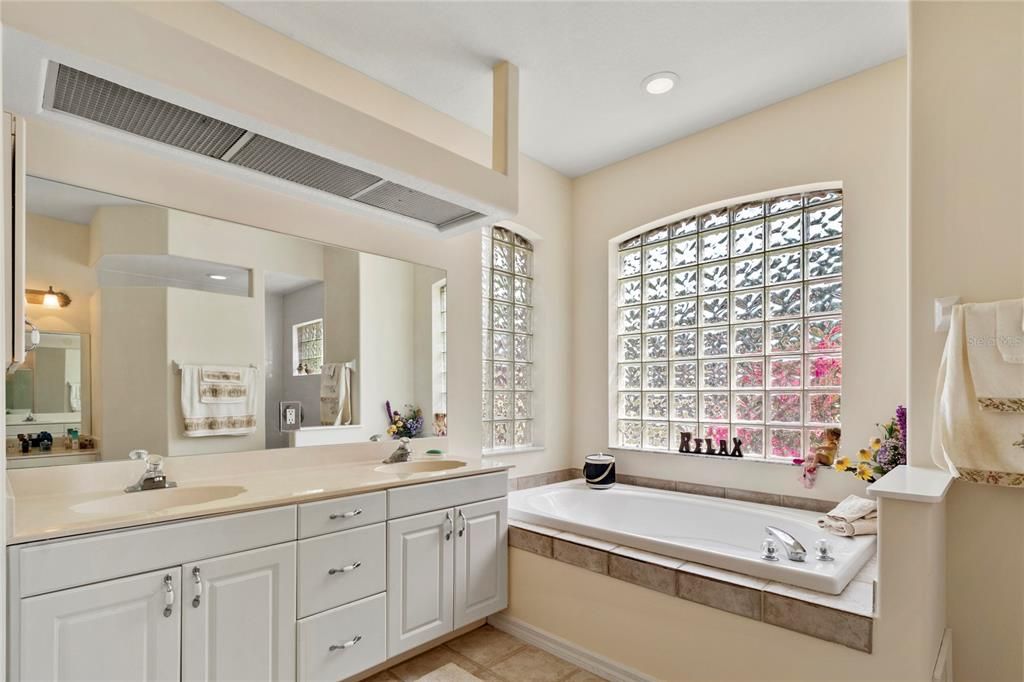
[7,177,448,468]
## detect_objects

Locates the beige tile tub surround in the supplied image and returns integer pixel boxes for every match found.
[509,520,876,652]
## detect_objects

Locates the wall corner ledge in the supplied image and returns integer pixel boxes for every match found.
[867,465,954,503]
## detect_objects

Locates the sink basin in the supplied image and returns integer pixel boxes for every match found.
[71,485,247,516]
[375,460,467,474]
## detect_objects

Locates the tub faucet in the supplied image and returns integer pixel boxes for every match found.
[125,450,177,493]
[382,438,412,464]
[765,526,806,562]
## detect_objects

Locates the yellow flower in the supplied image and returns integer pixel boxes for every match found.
[870,438,882,452]
[858,448,873,462]
[856,463,874,481]
[396,420,404,427]
[386,425,396,434]
[834,456,851,471]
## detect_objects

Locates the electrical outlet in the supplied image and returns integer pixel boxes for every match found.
[280,401,302,432]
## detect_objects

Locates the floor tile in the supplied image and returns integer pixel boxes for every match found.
[388,645,483,682]
[488,644,580,682]
[445,624,526,667]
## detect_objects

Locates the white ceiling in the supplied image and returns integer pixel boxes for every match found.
[226,1,907,177]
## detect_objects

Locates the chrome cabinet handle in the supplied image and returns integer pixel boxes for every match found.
[444,511,453,541]
[329,635,362,652]
[329,508,363,520]
[191,567,203,608]
[328,561,362,576]
[163,574,174,617]
[457,510,467,537]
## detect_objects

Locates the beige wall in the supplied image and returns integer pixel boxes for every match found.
[571,60,908,502]
[25,213,95,334]
[908,2,1024,680]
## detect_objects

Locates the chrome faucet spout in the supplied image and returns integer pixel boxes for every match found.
[125,451,177,493]
[765,526,807,562]
[382,438,413,464]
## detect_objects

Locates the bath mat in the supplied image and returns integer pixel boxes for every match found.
[416,662,484,682]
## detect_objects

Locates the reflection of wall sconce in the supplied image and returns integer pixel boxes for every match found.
[26,286,72,309]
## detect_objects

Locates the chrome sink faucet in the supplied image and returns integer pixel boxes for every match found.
[382,438,412,464]
[125,450,177,493]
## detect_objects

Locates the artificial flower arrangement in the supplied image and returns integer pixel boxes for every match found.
[385,401,424,439]
[834,405,907,483]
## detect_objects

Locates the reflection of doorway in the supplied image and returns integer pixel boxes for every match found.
[264,272,324,449]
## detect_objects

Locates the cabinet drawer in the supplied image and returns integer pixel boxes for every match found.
[298,491,387,539]
[297,523,386,618]
[15,506,297,598]
[387,472,507,519]
[297,593,386,682]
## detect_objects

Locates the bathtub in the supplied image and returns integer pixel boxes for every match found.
[509,480,876,595]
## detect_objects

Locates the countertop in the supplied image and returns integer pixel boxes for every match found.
[8,456,511,545]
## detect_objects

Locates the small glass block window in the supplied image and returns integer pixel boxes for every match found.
[483,226,534,451]
[293,319,323,375]
[614,188,842,459]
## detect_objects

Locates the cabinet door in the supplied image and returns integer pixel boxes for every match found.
[386,508,454,656]
[454,497,508,628]
[20,568,181,681]
[183,543,296,681]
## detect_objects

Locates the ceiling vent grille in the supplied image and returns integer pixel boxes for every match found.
[226,134,382,200]
[45,64,481,228]
[51,64,246,158]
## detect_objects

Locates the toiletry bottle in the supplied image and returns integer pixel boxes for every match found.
[70,429,79,450]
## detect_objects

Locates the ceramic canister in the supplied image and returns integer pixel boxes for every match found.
[583,453,615,489]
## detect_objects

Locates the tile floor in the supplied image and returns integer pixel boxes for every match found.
[366,624,604,682]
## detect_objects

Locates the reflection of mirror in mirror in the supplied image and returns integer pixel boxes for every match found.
[8,177,448,468]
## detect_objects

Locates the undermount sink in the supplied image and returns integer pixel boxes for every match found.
[375,460,467,474]
[71,485,247,516]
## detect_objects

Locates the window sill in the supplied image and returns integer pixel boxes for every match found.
[482,445,546,457]
[607,445,798,466]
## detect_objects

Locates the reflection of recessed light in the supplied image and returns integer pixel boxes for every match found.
[208,274,228,281]
[643,71,678,95]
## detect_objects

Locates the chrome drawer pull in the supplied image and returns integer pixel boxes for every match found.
[444,511,453,541]
[329,508,363,520]
[329,635,362,652]
[328,561,362,576]
[457,509,467,537]
[191,567,203,608]
[163,574,174,618]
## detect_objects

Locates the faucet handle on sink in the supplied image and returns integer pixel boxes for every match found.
[129,449,149,461]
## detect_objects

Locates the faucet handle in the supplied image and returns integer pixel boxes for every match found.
[145,454,164,470]
[129,449,149,461]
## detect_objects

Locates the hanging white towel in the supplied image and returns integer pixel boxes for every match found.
[932,304,1024,476]
[67,382,81,412]
[964,300,1024,411]
[995,299,1024,364]
[320,361,354,426]
[181,365,258,437]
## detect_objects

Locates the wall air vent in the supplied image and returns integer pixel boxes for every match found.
[44,63,481,228]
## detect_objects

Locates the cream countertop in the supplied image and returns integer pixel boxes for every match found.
[6,438,511,545]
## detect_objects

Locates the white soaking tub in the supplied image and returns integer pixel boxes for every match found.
[509,480,875,595]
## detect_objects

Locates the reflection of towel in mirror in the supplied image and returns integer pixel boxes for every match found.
[67,382,81,412]
[181,365,257,437]
[932,302,1024,476]
[817,495,878,537]
[320,362,354,426]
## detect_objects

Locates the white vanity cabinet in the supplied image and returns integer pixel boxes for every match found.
[386,473,509,657]
[183,543,297,682]
[8,470,509,682]
[20,568,183,681]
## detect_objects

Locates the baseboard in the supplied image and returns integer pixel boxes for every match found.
[487,612,653,682]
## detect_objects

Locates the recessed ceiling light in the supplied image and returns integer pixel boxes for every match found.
[643,71,678,95]
[208,274,229,281]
